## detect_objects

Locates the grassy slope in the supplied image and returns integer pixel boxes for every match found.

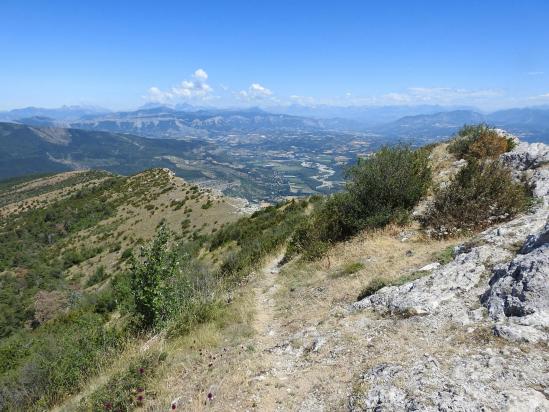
[0,168,242,410]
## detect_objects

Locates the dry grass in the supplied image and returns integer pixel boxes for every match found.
[275,223,465,327]
[429,142,461,187]
[141,287,257,411]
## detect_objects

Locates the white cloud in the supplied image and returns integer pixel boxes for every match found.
[193,68,208,80]
[239,83,273,100]
[405,87,502,102]
[145,68,213,103]
[303,87,505,108]
[527,71,544,76]
[290,95,316,105]
[250,83,272,96]
[172,69,212,98]
[382,92,412,103]
[146,86,173,103]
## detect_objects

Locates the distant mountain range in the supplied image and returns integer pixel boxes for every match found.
[268,104,479,125]
[2,104,548,143]
[0,105,110,122]
[373,108,549,143]
[0,122,208,180]
[69,107,362,138]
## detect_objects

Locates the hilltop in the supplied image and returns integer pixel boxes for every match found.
[0,125,547,411]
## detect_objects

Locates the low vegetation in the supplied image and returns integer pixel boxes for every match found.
[288,145,432,259]
[77,351,166,411]
[448,124,516,160]
[331,261,365,278]
[211,200,311,279]
[0,169,240,410]
[0,308,125,409]
[423,158,531,236]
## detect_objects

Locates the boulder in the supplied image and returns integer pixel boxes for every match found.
[501,141,549,171]
[482,224,549,343]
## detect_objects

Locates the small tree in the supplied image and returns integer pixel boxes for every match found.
[129,225,180,329]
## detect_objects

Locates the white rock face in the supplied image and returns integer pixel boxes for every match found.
[418,262,441,271]
[350,352,549,411]
[501,140,549,171]
[351,136,549,411]
[482,224,549,343]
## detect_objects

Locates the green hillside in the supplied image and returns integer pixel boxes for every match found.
[0,122,210,180]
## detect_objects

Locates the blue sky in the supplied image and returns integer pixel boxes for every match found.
[1,0,548,110]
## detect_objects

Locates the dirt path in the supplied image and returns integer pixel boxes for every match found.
[249,252,291,411]
[242,253,357,411]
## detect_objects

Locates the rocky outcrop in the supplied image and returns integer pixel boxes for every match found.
[482,224,549,343]
[501,140,549,171]
[351,136,549,411]
[350,351,549,411]
[355,138,549,329]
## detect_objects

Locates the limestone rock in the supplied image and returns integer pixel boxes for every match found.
[501,140,549,171]
[482,224,549,343]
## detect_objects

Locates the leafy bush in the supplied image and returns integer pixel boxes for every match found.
[288,145,431,259]
[129,225,185,329]
[423,159,530,236]
[449,124,515,160]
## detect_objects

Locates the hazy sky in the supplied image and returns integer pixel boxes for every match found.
[1,0,548,110]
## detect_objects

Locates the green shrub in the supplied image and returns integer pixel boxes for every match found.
[129,225,184,329]
[449,124,515,160]
[289,145,431,259]
[201,199,213,209]
[120,247,133,261]
[357,278,388,300]
[357,271,430,301]
[423,159,530,236]
[86,264,107,287]
[434,246,454,265]
[109,242,122,253]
